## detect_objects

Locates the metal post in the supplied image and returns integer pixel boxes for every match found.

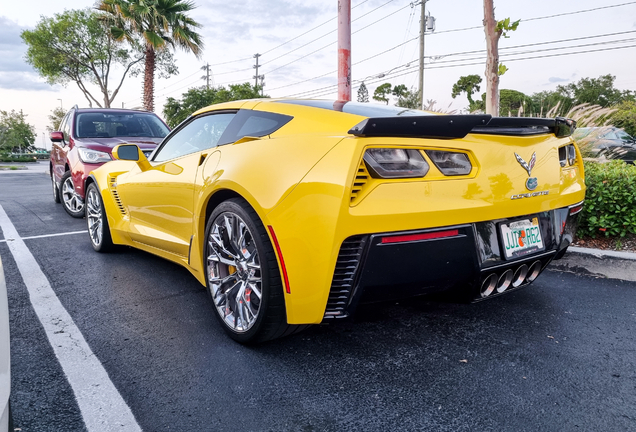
[418,0,426,109]
[338,0,351,101]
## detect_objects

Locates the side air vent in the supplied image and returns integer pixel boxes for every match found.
[323,235,368,320]
[109,176,127,216]
[350,160,370,204]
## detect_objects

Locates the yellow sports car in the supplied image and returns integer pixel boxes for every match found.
[85,99,585,343]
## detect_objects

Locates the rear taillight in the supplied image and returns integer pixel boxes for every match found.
[425,150,472,175]
[559,144,577,167]
[567,144,577,165]
[363,148,429,179]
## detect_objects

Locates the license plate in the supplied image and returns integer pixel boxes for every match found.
[500,217,544,259]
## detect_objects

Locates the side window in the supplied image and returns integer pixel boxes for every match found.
[153,113,235,162]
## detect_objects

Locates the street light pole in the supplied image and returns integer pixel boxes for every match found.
[57,99,63,110]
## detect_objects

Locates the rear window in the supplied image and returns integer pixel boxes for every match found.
[75,112,170,139]
[279,100,430,118]
[217,109,293,145]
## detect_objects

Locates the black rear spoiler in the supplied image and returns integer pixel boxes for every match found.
[348,115,576,139]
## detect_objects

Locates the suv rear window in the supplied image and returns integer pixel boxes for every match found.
[75,112,169,138]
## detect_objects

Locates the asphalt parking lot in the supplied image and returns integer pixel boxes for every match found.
[1,166,635,431]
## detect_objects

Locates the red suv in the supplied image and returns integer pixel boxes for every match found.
[50,107,170,217]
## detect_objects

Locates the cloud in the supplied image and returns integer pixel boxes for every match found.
[0,72,56,91]
[548,76,569,83]
[0,16,54,91]
[196,0,329,46]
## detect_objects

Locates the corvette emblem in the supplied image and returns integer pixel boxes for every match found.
[515,152,538,191]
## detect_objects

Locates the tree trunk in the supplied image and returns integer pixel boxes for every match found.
[143,45,156,112]
[483,0,500,116]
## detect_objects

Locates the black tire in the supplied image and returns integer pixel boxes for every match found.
[85,183,115,252]
[52,174,61,204]
[204,198,306,344]
[60,171,85,218]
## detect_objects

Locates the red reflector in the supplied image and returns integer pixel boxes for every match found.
[381,229,459,244]
[569,204,583,215]
[267,225,291,294]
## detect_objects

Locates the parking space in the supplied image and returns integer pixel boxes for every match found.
[1,172,635,431]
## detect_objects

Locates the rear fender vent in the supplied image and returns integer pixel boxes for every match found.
[323,235,368,320]
[350,160,370,205]
[109,176,127,216]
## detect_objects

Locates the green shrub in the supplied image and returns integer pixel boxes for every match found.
[0,156,38,163]
[577,160,636,238]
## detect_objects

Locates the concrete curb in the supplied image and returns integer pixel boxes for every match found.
[549,246,636,282]
[567,246,636,261]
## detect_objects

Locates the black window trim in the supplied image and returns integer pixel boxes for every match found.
[150,108,293,162]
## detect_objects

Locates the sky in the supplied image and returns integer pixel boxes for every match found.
[1,0,635,149]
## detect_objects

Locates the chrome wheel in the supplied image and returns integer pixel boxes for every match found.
[61,174,84,214]
[207,212,262,333]
[86,187,103,247]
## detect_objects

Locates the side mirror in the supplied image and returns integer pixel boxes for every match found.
[112,144,151,171]
[50,131,64,142]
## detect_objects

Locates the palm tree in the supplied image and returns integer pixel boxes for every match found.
[97,0,204,112]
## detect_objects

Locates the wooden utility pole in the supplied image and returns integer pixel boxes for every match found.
[338,0,351,101]
[483,0,499,116]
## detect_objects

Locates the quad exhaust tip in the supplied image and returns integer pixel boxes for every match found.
[527,260,542,282]
[480,260,544,299]
[497,269,513,293]
[480,273,498,298]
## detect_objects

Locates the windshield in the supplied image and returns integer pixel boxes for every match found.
[75,112,170,138]
[615,129,634,141]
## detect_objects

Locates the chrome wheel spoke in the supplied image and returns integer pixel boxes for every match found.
[209,232,239,261]
[62,177,84,212]
[248,282,262,300]
[207,246,236,267]
[207,210,263,333]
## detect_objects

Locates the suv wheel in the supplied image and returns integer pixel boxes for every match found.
[60,171,85,218]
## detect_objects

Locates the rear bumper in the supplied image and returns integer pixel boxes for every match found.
[323,203,582,320]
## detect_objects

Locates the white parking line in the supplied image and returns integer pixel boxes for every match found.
[0,205,142,431]
[0,230,88,243]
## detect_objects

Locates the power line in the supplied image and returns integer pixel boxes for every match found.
[207,0,374,66]
[148,1,636,103]
[264,2,411,76]
[524,1,636,22]
[435,30,636,59]
[263,0,395,65]
[273,30,636,94]
[284,42,636,99]
[432,1,636,35]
